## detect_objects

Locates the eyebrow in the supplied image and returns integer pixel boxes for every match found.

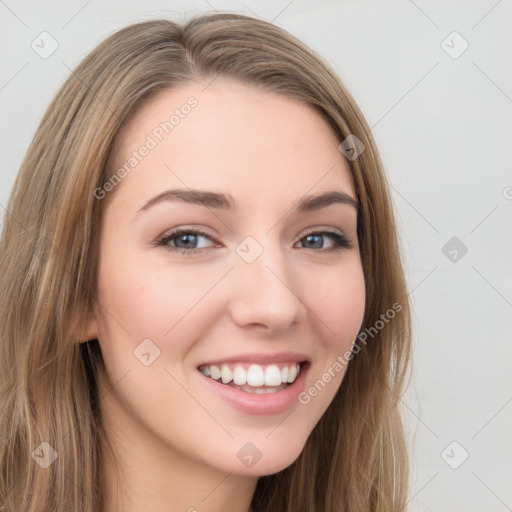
[135,188,360,217]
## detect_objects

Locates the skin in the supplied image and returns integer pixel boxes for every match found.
[84,78,366,512]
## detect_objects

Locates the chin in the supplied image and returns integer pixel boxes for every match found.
[226,441,307,477]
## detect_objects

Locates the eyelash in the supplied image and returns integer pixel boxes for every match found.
[155,228,354,255]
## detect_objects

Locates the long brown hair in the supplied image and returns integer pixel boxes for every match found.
[0,13,411,511]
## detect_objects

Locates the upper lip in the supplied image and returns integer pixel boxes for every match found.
[197,351,310,368]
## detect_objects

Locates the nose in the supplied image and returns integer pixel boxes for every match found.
[227,240,306,332]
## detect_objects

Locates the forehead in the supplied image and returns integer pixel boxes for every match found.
[107,78,355,210]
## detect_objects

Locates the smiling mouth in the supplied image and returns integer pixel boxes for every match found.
[197,361,309,394]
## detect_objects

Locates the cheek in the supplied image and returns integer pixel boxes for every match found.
[306,260,366,349]
[292,262,365,422]
[96,248,229,354]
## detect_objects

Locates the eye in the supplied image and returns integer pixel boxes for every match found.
[296,230,353,252]
[155,228,354,256]
[155,228,217,254]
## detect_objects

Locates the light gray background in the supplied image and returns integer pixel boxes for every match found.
[1,1,511,510]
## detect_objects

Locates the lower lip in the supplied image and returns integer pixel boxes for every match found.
[198,363,310,416]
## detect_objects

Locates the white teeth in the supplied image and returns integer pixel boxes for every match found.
[253,388,277,394]
[246,364,265,386]
[264,365,283,386]
[288,364,298,383]
[199,362,303,387]
[221,364,233,384]
[233,365,247,385]
[209,365,221,380]
[241,384,287,394]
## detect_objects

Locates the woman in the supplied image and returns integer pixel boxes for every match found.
[0,13,411,512]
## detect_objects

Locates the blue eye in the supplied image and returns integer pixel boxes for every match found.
[156,228,215,253]
[155,229,354,255]
[297,232,353,251]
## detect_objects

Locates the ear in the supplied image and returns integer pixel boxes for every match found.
[79,311,99,343]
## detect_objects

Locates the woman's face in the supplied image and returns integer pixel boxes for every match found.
[90,78,366,477]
